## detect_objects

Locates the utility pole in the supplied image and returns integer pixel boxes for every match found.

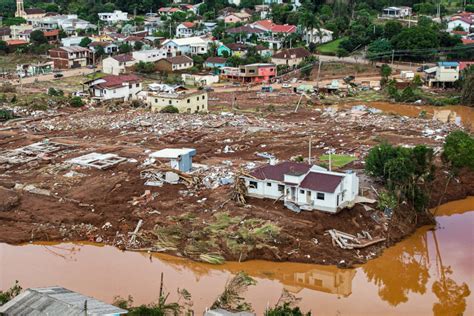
[329,150,332,172]
[391,49,395,65]
[308,136,312,164]
[316,60,322,88]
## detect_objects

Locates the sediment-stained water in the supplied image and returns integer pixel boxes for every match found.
[1,197,473,315]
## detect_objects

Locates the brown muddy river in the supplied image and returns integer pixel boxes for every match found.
[1,197,473,314]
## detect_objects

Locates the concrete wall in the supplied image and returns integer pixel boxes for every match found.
[149,92,208,113]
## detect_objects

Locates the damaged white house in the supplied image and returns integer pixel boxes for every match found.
[241,162,359,213]
[149,148,196,172]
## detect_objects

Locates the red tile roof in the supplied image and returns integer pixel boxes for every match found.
[113,54,134,62]
[181,22,195,28]
[251,162,311,182]
[165,55,193,65]
[205,56,227,64]
[43,29,59,37]
[460,61,474,70]
[125,36,143,42]
[25,8,45,15]
[253,19,297,33]
[6,40,28,46]
[271,24,296,33]
[299,172,343,193]
[95,74,140,89]
[462,39,474,45]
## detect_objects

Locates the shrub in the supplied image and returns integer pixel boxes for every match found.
[160,105,179,113]
[69,96,84,107]
[442,131,474,170]
[48,87,64,97]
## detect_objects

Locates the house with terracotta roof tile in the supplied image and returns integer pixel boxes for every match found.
[271,47,311,68]
[156,55,194,72]
[176,22,198,38]
[241,161,359,213]
[87,74,142,101]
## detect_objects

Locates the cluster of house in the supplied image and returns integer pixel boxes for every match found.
[83,72,209,114]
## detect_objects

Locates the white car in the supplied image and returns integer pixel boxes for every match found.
[282,83,292,88]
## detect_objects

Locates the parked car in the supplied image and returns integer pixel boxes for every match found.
[416,65,431,72]
[53,73,63,79]
[282,83,292,88]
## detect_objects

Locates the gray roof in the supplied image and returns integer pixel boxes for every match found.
[205,309,255,316]
[0,287,128,316]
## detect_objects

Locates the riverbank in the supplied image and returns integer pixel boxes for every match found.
[1,197,473,314]
[0,102,472,265]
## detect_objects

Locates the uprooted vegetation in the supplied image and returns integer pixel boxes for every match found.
[148,212,281,264]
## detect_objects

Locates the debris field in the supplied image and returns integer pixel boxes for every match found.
[0,102,466,265]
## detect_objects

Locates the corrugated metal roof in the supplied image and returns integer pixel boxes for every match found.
[0,287,128,315]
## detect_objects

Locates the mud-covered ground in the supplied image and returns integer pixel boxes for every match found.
[0,100,472,265]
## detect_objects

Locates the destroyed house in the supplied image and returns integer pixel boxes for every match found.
[241,162,359,213]
[149,148,196,172]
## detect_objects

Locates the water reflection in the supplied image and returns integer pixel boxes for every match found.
[362,229,430,306]
[1,199,473,314]
[431,231,471,316]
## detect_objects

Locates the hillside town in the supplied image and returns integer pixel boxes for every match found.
[0,0,474,315]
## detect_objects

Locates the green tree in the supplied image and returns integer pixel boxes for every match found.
[30,30,47,45]
[0,281,22,305]
[79,37,92,47]
[384,21,403,40]
[442,131,474,170]
[69,97,84,107]
[367,39,392,61]
[266,303,311,316]
[119,43,132,54]
[461,66,474,106]
[135,61,155,73]
[0,40,8,54]
[133,41,144,51]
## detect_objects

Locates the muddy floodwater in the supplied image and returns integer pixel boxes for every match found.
[1,197,473,315]
[339,102,474,130]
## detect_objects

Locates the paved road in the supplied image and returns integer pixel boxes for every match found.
[315,54,424,71]
[9,67,100,85]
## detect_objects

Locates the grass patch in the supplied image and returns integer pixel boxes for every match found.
[317,37,348,55]
[319,154,356,168]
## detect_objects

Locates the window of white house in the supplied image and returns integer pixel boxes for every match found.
[266,182,272,187]
[136,83,139,87]
[169,100,172,105]
[249,181,258,189]
[278,184,284,192]
[317,193,325,200]
[187,99,190,103]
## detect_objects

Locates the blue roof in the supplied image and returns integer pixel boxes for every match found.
[438,62,459,67]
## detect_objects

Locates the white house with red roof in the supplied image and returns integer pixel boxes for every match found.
[87,74,142,101]
[176,22,198,38]
[252,20,297,34]
[242,162,359,213]
[447,12,473,32]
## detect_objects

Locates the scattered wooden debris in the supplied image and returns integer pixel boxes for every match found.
[231,176,247,205]
[128,219,143,246]
[327,229,385,250]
